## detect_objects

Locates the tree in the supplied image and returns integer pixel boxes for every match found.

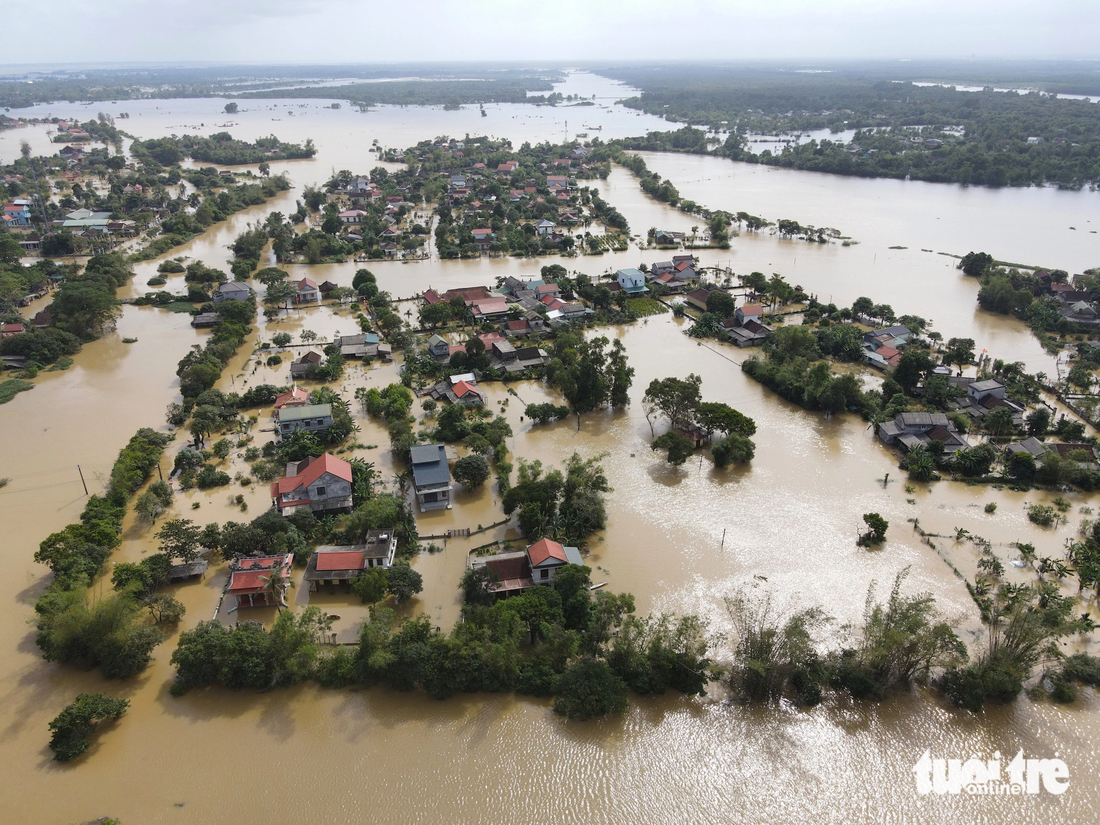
[188,405,220,447]
[224,102,239,114]
[1025,407,1051,437]
[984,407,1014,437]
[453,454,491,488]
[642,374,702,434]
[552,657,628,720]
[705,290,735,318]
[960,251,994,277]
[859,513,888,546]
[892,349,933,392]
[651,431,696,466]
[386,562,423,603]
[694,402,755,437]
[419,302,451,328]
[943,337,975,369]
[1006,450,1037,481]
[48,693,129,762]
[711,433,755,466]
[851,296,874,321]
[353,568,389,604]
[263,280,297,314]
[271,332,292,348]
[258,161,270,177]
[156,518,202,563]
[256,267,289,286]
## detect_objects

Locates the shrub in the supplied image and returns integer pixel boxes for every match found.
[48,693,129,762]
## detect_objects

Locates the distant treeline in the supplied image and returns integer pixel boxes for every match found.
[237,77,558,107]
[0,65,564,108]
[598,65,1100,189]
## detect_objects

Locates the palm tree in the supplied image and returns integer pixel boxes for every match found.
[260,566,294,609]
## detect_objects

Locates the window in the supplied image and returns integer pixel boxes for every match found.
[540,569,549,580]
[441,491,448,499]
[315,486,326,496]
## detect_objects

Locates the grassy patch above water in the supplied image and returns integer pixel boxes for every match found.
[0,379,34,404]
[161,302,198,313]
[627,297,669,317]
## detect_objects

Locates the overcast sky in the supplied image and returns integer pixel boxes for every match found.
[1,0,1097,66]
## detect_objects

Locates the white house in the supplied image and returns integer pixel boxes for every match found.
[616,268,648,295]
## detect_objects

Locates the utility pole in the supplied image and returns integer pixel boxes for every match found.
[77,465,88,496]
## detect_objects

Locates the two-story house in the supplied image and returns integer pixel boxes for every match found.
[411,443,453,511]
[303,529,398,592]
[616,268,649,295]
[274,403,333,440]
[270,453,353,515]
[291,277,320,303]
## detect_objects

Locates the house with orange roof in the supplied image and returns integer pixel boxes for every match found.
[227,553,293,608]
[273,387,309,410]
[270,453,353,516]
[291,277,320,303]
[303,529,397,592]
[469,538,585,597]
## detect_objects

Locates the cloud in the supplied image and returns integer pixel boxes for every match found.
[1,0,1097,65]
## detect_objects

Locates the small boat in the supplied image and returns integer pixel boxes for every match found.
[589,581,609,590]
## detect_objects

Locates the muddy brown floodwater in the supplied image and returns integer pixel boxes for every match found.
[2,72,1100,823]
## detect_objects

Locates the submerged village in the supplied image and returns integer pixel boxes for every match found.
[4,91,1100,783]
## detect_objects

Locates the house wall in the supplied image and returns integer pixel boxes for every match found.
[278,415,333,437]
[416,483,453,511]
[306,473,352,512]
[533,561,564,583]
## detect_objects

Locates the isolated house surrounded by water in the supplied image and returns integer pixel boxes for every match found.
[215,281,254,303]
[271,453,353,515]
[411,443,452,511]
[291,277,320,303]
[228,553,293,608]
[290,350,324,378]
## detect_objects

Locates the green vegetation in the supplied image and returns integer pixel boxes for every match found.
[128,176,290,263]
[173,560,713,723]
[32,428,172,675]
[134,132,316,166]
[858,513,889,547]
[48,693,129,762]
[642,374,756,466]
[741,326,873,415]
[502,453,611,546]
[601,64,1100,188]
[0,378,34,404]
[544,332,633,415]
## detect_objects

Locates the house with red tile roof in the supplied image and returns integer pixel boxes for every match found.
[270,453,353,515]
[273,387,309,410]
[469,538,585,596]
[227,553,293,608]
[1,323,26,338]
[291,277,320,303]
[303,529,398,591]
[451,379,484,404]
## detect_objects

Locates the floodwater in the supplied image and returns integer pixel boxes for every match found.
[2,72,1100,823]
